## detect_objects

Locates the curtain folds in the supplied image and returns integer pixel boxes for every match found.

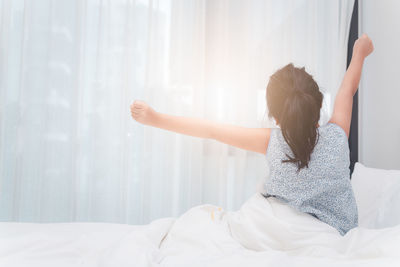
[0,0,354,224]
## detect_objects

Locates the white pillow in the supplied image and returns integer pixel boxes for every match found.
[351,162,400,229]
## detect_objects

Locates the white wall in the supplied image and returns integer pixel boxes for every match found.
[359,0,400,170]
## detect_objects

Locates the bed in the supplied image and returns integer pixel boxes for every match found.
[1,162,399,267]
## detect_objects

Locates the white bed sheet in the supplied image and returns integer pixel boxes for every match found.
[1,193,400,267]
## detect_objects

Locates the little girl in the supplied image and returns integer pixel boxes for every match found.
[131,34,374,236]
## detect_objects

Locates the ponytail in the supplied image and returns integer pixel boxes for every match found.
[267,63,323,172]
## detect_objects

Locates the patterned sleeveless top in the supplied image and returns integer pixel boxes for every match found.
[261,122,358,236]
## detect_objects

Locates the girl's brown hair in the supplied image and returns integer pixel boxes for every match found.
[267,63,323,172]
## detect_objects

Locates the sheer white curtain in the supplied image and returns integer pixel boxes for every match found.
[0,0,354,224]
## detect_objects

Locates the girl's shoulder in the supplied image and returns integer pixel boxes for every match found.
[321,122,347,136]
[318,122,348,144]
[272,123,346,138]
[270,122,347,147]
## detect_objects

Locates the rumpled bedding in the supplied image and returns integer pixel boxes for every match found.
[1,193,399,267]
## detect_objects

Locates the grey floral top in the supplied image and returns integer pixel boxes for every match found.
[261,123,358,236]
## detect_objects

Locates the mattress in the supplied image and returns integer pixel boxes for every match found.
[1,192,400,267]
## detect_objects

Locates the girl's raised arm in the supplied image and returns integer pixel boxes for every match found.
[130,100,270,155]
[329,33,374,137]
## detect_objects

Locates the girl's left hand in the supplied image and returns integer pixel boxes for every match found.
[130,100,157,125]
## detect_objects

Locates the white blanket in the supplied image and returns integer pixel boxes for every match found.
[1,193,400,266]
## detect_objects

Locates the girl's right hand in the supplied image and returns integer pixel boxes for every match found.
[354,33,374,58]
[130,100,157,125]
